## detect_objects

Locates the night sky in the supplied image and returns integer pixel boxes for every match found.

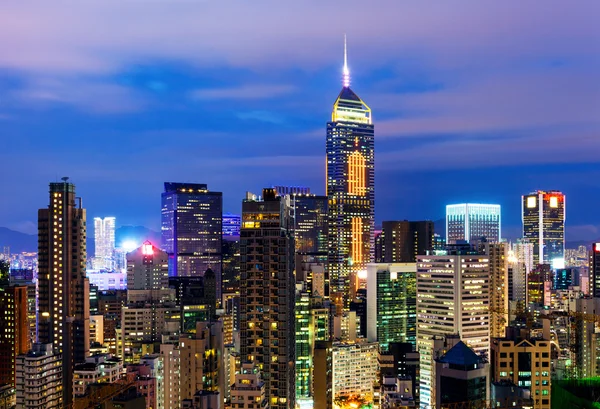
[1,2,599,241]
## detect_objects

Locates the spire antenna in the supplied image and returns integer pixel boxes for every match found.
[343,34,350,88]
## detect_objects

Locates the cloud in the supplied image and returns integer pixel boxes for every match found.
[191,85,295,101]
[236,110,285,124]
[9,78,146,114]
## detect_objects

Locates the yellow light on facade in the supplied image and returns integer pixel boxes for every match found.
[527,196,536,208]
[348,151,366,196]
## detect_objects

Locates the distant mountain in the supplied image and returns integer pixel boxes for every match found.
[0,227,37,253]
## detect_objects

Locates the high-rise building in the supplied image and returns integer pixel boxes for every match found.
[590,242,600,298]
[0,285,29,387]
[161,182,222,297]
[522,190,566,265]
[16,343,63,409]
[446,204,501,244]
[93,216,116,270]
[508,241,533,304]
[416,251,490,409]
[222,213,241,240]
[240,189,295,409]
[127,241,169,291]
[327,39,375,302]
[482,242,509,339]
[230,363,268,409]
[434,341,489,408]
[491,327,552,409]
[273,185,311,196]
[366,263,416,351]
[376,220,434,263]
[313,341,379,409]
[290,193,328,257]
[37,179,90,407]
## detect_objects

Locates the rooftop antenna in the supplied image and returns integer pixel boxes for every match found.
[343,34,350,88]
[61,176,69,182]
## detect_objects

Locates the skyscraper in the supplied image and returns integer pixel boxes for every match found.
[446,203,501,244]
[0,285,29,387]
[377,220,434,263]
[93,216,116,270]
[38,179,90,407]
[240,189,295,409]
[161,182,223,297]
[366,263,416,351]
[327,38,375,302]
[417,251,490,409]
[522,190,566,265]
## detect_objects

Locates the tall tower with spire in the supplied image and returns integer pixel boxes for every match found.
[326,37,375,303]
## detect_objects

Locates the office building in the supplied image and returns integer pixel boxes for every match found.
[0,285,29,387]
[434,341,489,408]
[446,204,501,244]
[16,343,63,409]
[376,221,434,263]
[482,242,509,338]
[273,185,311,196]
[223,213,241,240]
[240,189,295,409]
[366,263,416,351]
[161,182,222,298]
[127,241,169,291]
[313,341,379,409]
[522,190,565,265]
[290,193,328,257]
[507,241,533,304]
[37,179,90,407]
[93,216,116,270]
[327,40,375,302]
[416,252,490,409]
[491,327,551,409]
[590,242,600,298]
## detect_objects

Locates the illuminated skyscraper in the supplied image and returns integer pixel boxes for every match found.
[590,243,600,298]
[416,251,490,409]
[377,220,434,263]
[522,190,565,265]
[446,204,501,244]
[93,216,115,270]
[126,241,169,291]
[37,179,90,407]
[240,189,295,409]
[161,182,222,297]
[0,285,29,387]
[327,38,375,301]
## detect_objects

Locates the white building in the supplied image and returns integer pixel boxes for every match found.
[230,362,268,409]
[416,254,490,409]
[446,204,501,244]
[160,343,181,409]
[141,355,165,409]
[73,354,123,397]
[16,343,62,409]
[87,271,127,291]
[93,217,116,270]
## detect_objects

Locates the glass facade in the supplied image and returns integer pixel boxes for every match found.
[522,190,565,265]
[446,203,501,244]
[327,86,374,301]
[161,182,222,298]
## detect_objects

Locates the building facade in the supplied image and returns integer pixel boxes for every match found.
[37,180,90,407]
[522,190,565,265]
[161,182,222,298]
[93,216,116,270]
[590,242,600,298]
[0,285,29,387]
[127,241,169,291]
[16,343,63,409]
[416,253,490,409]
[327,42,375,302]
[446,204,501,244]
[240,189,296,409]
[366,263,416,351]
[376,221,434,263]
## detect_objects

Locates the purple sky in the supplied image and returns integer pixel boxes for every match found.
[0,2,599,241]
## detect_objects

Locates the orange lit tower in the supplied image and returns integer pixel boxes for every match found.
[326,37,374,303]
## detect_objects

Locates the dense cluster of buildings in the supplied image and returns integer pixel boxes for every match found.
[0,43,599,409]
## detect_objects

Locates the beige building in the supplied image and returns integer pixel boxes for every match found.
[16,343,63,409]
[491,328,551,409]
[230,362,268,409]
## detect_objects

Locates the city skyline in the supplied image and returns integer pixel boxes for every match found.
[1,2,599,242]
